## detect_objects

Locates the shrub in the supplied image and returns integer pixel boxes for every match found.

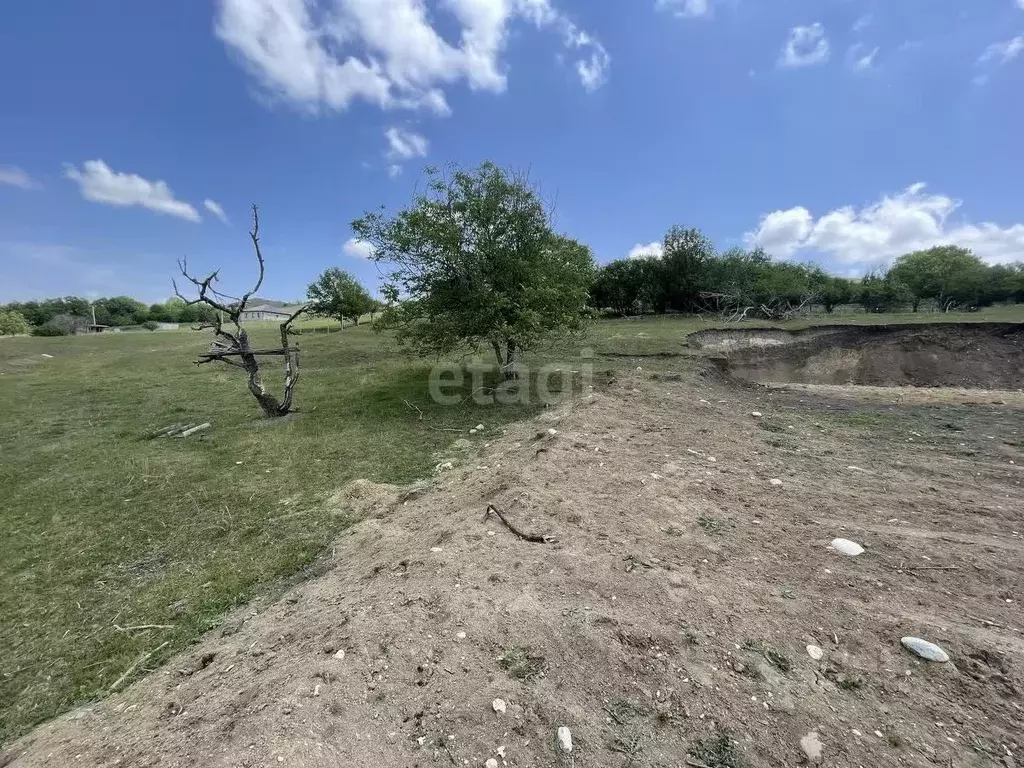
[32,323,68,337]
[142,321,160,331]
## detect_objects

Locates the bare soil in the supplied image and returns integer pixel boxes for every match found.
[4,362,1023,768]
[695,322,1024,389]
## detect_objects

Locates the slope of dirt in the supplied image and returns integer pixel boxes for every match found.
[698,322,1024,389]
[4,367,1023,768]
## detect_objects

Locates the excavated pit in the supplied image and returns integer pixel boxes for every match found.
[691,322,1024,388]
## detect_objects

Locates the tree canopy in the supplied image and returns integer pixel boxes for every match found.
[352,162,595,376]
[306,268,374,325]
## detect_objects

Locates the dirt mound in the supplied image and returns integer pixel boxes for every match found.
[700,322,1024,388]
[4,370,1023,767]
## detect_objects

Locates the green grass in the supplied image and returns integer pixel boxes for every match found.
[0,306,1021,744]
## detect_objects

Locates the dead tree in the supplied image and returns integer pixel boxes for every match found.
[174,205,307,418]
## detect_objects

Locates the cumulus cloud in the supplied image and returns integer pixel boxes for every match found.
[628,241,664,259]
[64,160,200,222]
[745,183,1024,266]
[779,23,830,68]
[0,166,41,190]
[204,199,230,224]
[343,237,375,259]
[214,0,609,116]
[655,0,711,19]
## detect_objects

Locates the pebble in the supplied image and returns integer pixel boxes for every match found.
[334,649,345,660]
[492,699,507,714]
[751,411,762,417]
[806,645,824,660]
[901,637,950,663]
[547,428,558,436]
[455,631,466,640]
[556,726,573,753]
[769,478,783,486]
[800,732,823,764]
[430,547,443,553]
[830,538,865,556]
[475,424,485,431]
[469,429,478,435]
[485,760,498,768]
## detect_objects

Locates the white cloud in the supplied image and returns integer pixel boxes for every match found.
[848,44,879,72]
[64,160,201,222]
[385,127,429,161]
[343,237,375,259]
[204,199,230,224]
[746,183,1024,266]
[628,241,664,259]
[0,166,41,190]
[214,0,609,116]
[1018,0,1024,10]
[655,0,711,19]
[852,13,872,33]
[779,23,830,68]
[977,35,1024,66]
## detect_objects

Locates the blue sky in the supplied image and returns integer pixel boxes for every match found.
[1,0,1022,303]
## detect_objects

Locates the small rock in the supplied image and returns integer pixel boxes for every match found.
[901,637,950,663]
[830,538,865,556]
[469,429,478,435]
[430,546,443,553]
[475,424,484,431]
[806,644,824,660]
[492,698,507,714]
[485,760,498,768]
[436,461,454,471]
[751,411,763,417]
[769,478,783,486]
[496,746,506,758]
[547,428,558,436]
[455,631,466,641]
[800,731,823,764]
[334,649,346,661]
[556,726,573,753]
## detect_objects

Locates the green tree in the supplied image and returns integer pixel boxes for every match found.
[352,162,594,378]
[0,310,31,336]
[858,272,909,313]
[818,276,854,314]
[591,258,658,316]
[654,226,716,313]
[888,246,988,311]
[306,268,374,326]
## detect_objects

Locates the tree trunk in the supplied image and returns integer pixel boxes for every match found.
[492,339,518,381]
[237,328,291,417]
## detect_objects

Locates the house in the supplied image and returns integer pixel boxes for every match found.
[239,300,303,323]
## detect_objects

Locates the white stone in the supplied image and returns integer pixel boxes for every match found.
[334,649,346,660]
[547,428,558,436]
[769,478,783,486]
[475,424,485,431]
[800,732,823,764]
[485,759,499,768]
[455,631,466,640]
[830,538,865,556]
[901,637,950,663]
[430,546,443,553]
[469,429,477,435]
[751,411,762,417]
[496,746,506,758]
[492,698,507,714]
[556,726,573,753]
[806,645,824,660]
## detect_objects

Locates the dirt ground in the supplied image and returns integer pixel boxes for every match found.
[4,362,1023,768]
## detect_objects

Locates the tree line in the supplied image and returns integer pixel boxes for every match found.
[591,236,1024,319]
[0,296,220,336]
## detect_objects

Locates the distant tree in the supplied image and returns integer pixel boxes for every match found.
[0,310,30,336]
[353,162,594,378]
[654,226,716,313]
[858,272,909,313]
[817,276,855,314]
[888,246,988,311]
[306,268,374,326]
[591,258,658,316]
[142,320,160,331]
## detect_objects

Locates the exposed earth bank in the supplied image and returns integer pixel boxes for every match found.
[692,322,1024,389]
[4,365,1023,768]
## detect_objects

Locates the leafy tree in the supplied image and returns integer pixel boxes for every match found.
[0,310,31,336]
[591,258,658,316]
[858,272,909,313]
[654,226,716,313]
[352,162,595,377]
[817,275,855,313]
[307,268,374,326]
[888,246,988,311]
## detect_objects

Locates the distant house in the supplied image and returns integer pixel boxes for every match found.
[239,299,303,323]
[76,324,111,335]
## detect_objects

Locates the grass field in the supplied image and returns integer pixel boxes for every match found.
[1,304,1021,743]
